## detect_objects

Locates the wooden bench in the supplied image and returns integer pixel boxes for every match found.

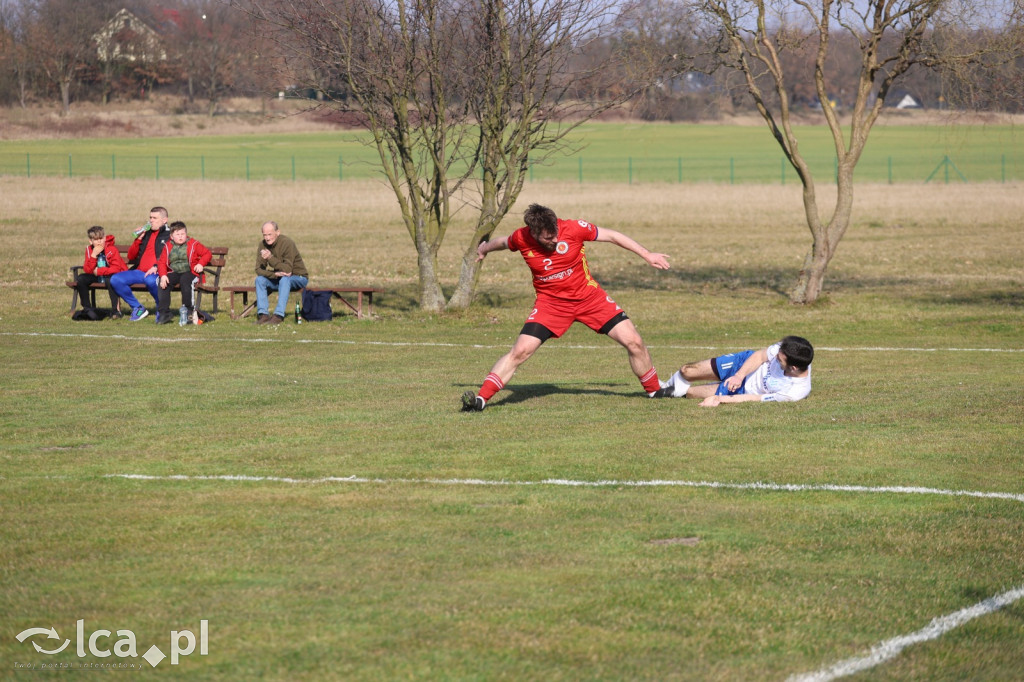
[222,285,383,320]
[66,245,229,315]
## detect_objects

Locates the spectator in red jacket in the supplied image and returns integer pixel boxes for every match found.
[73,225,127,321]
[156,221,212,325]
[110,206,171,322]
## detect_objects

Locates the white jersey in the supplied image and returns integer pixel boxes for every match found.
[743,343,812,402]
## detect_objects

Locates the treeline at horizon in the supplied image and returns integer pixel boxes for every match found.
[1,0,1022,120]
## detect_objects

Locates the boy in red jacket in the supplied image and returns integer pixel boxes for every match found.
[74,225,127,321]
[156,221,212,325]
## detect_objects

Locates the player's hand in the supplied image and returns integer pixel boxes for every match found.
[476,242,489,262]
[724,375,743,392]
[194,264,204,273]
[159,275,168,289]
[699,395,722,407]
[646,252,670,270]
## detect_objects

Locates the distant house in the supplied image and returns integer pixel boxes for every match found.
[892,92,923,109]
[93,8,166,62]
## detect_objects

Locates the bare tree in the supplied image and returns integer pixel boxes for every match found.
[244,0,658,311]
[26,0,115,114]
[694,0,1021,304]
[172,0,252,115]
[0,0,35,107]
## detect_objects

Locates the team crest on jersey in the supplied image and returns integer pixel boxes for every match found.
[555,241,568,254]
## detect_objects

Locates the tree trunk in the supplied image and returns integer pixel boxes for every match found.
[60,80,71,115]
[790,245,829,304]
[447,247,483,309]
[416,229,446,312]
[790,169,855,304]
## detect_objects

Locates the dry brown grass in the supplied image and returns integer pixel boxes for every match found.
[4,96,1021,142]
[3,176,1021,308]
[0,96,347,141]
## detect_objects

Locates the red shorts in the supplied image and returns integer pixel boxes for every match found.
[525,288,624,338]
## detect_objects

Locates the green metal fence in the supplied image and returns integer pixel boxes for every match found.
[0,151,1019,183]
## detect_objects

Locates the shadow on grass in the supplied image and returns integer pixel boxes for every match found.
[915,289,1024,308]
[380,268,1022,311]
[454,382,631,408]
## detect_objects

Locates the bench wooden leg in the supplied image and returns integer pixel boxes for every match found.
[228,290,257,319]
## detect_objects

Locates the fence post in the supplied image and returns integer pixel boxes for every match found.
[68,154,72,178]
[112,154,116,180]
[26,153,30,178]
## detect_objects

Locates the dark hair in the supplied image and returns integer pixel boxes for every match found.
[780,336,814,370]
[150,206,168,219]
[524,204,558,241]
[169,220,187,233]
[87,225,104,239]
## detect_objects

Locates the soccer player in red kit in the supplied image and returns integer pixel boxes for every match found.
[461,203,671,411]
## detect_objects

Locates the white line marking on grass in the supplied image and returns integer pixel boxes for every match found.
[787,584,1024,682]
[4,332,1024,353]
[100,472,1024,677]
[103,474,1024,504]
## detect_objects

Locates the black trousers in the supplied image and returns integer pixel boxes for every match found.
[158,272,199,317]
[75,273,119,311]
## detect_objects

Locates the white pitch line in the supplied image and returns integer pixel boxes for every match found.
[787,584,1024,682]
[103,473,1024,504]
[3,332,1023,353]
[99,472,1024,678]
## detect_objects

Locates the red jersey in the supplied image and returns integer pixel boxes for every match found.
[507,218,601,301]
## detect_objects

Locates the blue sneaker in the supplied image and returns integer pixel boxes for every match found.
[130,307,149,322]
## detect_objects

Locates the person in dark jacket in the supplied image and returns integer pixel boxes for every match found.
[109,206,171,322]
[254,221,309,325]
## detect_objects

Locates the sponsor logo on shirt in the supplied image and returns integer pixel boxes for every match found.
[538,267,574,282]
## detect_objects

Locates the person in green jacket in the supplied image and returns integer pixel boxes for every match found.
[254,221,309,325]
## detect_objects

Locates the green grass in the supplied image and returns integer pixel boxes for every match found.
[1,120,1020,183]
[1,177,1023,679]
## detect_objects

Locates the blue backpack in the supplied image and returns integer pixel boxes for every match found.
[301,290,333,321]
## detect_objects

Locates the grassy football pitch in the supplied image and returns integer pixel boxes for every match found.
[1,175,1022,680]
[0,120,1020,183]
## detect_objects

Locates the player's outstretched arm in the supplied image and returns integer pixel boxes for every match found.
[700,393,764,407]
[476,236,509,262]
[596,228,670,270]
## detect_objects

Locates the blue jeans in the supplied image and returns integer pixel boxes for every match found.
[110,270,159,310]
[255,275,308,317]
